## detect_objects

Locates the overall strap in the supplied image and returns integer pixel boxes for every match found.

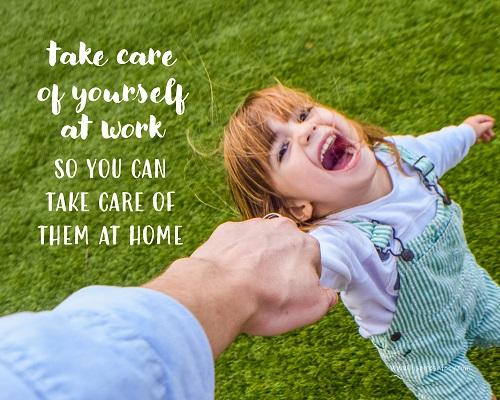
[348,142,453,263]
[350,219,416,262]
[351,222,393,250]
[376,143,451,205]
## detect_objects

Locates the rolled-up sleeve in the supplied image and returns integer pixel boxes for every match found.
[0,286,214,400]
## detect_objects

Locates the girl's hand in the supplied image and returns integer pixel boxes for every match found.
[463,114,496,143]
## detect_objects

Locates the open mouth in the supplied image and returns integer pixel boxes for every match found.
[320,134,357,171]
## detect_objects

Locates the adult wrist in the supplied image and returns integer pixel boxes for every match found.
[183,255,259,335]
[143,257,257,357]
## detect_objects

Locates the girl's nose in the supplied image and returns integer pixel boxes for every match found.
[297,125,315,146]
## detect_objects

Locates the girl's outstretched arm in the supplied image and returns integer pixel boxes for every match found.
[388,115,495,179]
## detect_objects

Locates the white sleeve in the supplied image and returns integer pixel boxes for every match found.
[390,123,476,178]
[309,221,395,294]
[310,222,399,337]
[309,225,352,291]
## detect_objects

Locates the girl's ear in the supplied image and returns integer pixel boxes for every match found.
[287,200,314,222]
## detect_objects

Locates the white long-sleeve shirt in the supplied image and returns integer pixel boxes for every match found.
[309,123,476,338]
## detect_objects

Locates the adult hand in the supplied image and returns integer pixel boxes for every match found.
[144,217,337,357]
[191,216,338,335]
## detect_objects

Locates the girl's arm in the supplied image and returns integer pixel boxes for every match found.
[389,114,495,178]
[310,221,398,337]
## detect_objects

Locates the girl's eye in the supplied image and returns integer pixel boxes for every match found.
[278,142,289,162]
[298,107,311,122]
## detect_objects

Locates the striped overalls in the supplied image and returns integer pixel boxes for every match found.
[352,146,500,399]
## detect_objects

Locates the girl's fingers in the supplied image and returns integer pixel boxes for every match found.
[480,120,495,129]
[475,114,495,123]
[481,129,495,142]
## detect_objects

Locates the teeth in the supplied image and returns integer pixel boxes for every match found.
[320,136,335,163]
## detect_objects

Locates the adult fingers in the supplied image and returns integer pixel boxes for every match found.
[309,237,323,277]
[276,286,338,334]
[316,286,338,313]
[245,286,338,336]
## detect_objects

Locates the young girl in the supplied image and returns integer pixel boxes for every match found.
[223,84,499,400]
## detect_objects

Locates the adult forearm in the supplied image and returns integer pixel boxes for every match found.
[143,257,256,358]
[144,218,337,358]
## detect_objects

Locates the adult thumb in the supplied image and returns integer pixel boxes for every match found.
[307,286,338,323]
[323,287,338,310]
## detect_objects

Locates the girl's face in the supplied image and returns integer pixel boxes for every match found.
[267,105,381,220]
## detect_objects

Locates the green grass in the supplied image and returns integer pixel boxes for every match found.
[0,0,498,398]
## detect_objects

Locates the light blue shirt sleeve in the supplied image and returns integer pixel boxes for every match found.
[0,286,214,400]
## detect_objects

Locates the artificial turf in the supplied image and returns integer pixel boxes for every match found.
[0,0,498,398]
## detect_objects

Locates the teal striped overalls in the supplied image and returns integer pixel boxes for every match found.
[351,146,500,399]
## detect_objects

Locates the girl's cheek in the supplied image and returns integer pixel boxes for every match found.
[326,113,337,125]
